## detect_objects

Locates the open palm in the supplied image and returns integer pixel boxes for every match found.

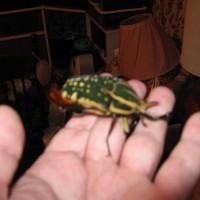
[1,80,200,200]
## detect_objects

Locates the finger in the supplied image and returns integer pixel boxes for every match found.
[45,115,98,158]
[121,86,175,178]
[128,79,147,98]
[0,105,25,185]
[155,112,200,199]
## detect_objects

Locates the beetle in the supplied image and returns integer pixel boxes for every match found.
[49,75,170,135]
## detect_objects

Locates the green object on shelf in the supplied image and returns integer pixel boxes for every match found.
[73,38,93,52]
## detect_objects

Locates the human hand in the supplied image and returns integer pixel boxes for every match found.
[1,80,200,200]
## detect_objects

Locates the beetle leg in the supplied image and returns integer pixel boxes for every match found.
[106,114,118,156]
[121,117,130,134]
[139,112,172,127]
[129,115,141,133]
[141,112,172,121]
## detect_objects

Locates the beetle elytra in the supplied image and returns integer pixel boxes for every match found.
[49,75,170,134]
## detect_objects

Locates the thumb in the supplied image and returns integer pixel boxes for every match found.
[0,105,25,191]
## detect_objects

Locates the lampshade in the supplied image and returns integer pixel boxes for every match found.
[180,0,200,77]
[118,13,180,80]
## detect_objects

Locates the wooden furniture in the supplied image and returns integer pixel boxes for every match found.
[0,7,52,66]
[0,5,120,67]
[86,9,119,65]
[44,6,87,68]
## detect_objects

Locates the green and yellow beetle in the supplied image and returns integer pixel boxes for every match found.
[49,75,170,134]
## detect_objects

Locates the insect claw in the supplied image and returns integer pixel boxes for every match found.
[155,112,172,121]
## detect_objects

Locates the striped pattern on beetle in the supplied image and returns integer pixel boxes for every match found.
[49,75,170,134]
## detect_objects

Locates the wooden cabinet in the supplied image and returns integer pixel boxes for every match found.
[0,5,117,67]
[86,10,119,65]
[44,6,87,68]
[0,7,52,66]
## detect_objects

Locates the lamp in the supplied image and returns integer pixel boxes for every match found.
[118,13,180,81]
[180,0,200,116]
[180,0,200,77]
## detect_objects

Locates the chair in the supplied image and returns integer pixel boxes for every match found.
[0,54,49,138]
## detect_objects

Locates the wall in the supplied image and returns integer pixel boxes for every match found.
[152,0,186,50]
